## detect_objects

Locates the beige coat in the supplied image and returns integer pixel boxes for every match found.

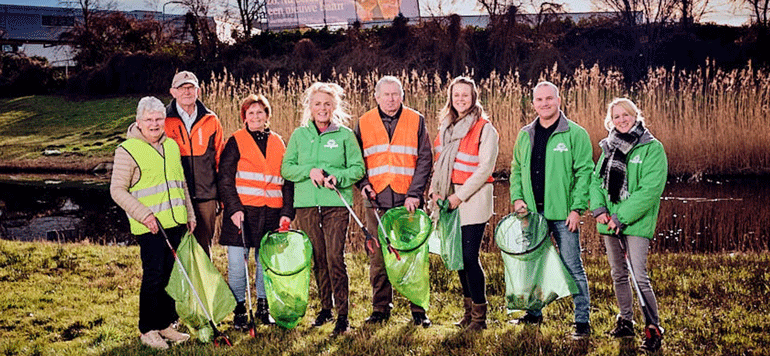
[431,121,499,226]
[110,123,196,226]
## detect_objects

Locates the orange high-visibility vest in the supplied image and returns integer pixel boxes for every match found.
[233,129,285,208]
[434,117,494,185]
[359,107,420,194]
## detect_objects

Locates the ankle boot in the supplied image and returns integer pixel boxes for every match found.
[256,298,275,325]
[454,297,473,328]
[466,303,487,331]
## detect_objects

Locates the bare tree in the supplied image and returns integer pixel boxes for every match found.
[734,0,770,26]
[477,0,523,18]
[234,0,265,38]
[177,0,219,58]
[676,0,710,26]
[422,0,463,17]
[59,0,115,32]
[592,0,679,25]
[534,1,563,26]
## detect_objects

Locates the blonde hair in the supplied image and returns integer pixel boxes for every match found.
[604,98,646,131]
[300,82,351,127]
[438,76,488,126]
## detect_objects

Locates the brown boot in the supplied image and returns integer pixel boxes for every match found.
[454,298,473,328]
[466,303,487,331]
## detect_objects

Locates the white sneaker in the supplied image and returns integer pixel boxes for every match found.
[159,324,190,343]
[140,330,169,350]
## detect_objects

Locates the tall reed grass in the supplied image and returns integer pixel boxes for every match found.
[203,61,770,176]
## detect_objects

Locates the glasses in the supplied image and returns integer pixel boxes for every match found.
[175,85,197,92]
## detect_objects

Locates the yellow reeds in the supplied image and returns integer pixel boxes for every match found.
[202,62,770,176]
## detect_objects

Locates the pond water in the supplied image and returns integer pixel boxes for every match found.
[1,174,767,253]
[0,174,130,245]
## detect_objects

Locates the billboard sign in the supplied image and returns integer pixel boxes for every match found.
[266,0,419,29]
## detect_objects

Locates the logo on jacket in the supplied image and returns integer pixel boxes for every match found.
[630,155,642,164]
[324,139,339,149]
[553,143,569,152]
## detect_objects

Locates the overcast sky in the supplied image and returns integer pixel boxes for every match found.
[7,0,751,26]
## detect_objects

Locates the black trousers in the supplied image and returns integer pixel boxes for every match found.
[137,224,185,333]
[458,223,487,304]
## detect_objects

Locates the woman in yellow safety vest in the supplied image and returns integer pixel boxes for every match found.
[110,96,196,350]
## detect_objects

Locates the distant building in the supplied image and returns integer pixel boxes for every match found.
[0,4,236,67]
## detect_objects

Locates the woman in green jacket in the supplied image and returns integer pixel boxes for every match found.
[281,82,365,336]
[590,98,667,353]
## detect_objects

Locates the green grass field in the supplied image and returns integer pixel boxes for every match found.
[0,96,149,161]
[1,240,767,355]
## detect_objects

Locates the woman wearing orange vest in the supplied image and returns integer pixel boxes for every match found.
[218,94,295,329]
[430,76,499,331]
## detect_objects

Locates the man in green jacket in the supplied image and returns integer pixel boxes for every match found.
[509,81,594,339]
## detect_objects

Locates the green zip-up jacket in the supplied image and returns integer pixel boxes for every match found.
[590,131,668,239]
[281,121,365,208]
[510,112,594,220]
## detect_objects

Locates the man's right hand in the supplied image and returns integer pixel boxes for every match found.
[361,184,376,200]
[142,214,159,234]
[513,199,528,216]
[231,211,244,228]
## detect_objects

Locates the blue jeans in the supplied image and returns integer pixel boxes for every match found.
[227,246,266,302]
[528,220,591,324]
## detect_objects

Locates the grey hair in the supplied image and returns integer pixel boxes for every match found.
[532,81,559,100]
[374,76,404,98]
[136,96,166,121]
[300,82,351,127]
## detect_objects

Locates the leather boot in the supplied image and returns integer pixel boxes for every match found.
[454,297,473,328]
[256,298,275,325]
[466,303,487,331]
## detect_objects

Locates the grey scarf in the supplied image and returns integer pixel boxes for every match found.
[599,121,646,203]
[431,114,477,199]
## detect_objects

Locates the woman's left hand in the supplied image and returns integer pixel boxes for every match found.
[447,194,461,209]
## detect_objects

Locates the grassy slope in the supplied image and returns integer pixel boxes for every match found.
[0,240,768,356]
[0,96,145,163]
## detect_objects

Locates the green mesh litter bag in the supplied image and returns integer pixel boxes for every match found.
[428,199,463,270]
[378,207,432,310]
[259,229,313,329]
[166,232,236,343]
[494,213,578,311]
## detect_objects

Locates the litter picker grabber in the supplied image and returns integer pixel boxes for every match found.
[239,220,257,338]
[321,171,380,254]
[616,233,663,340]
[366,197,401,260]
[157,220,232,346]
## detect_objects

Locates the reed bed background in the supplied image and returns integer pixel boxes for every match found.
[203,61,770,177]
[201,62,770,253]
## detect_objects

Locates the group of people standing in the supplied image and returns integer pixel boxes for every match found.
[110,70,666,353]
